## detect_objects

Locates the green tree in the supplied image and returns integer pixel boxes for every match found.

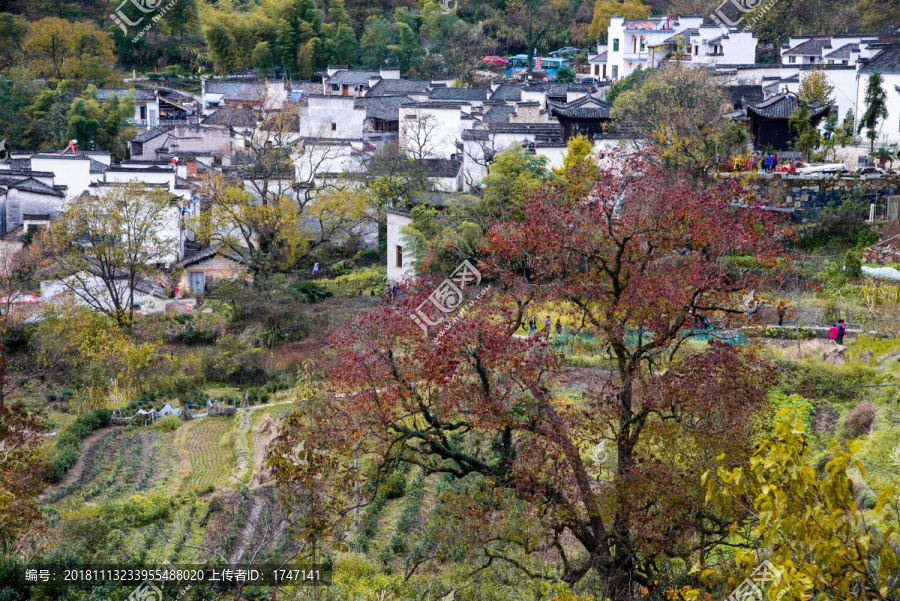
[252,41,274,74]
[789,101,818,162]
[36,183,179,328]
[203,20,237,73]
[275,18,299,74]
[0,66,43,148]
[23,81,70,149]
[554,65,577,83]
[97,92,136,161]
[798,67,834,105]
[359,16,397,69]
[478,143,549,219]
[611,64,740,182]
[64,96,102,150]
[858,70,888,154]
[604,66,650,104]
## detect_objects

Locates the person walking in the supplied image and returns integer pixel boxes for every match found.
[837,319,846,345]
[764,153,772,172]
[312,261,320,276]
[776,301,786,327]
[829,323,839,343]
[528,316,537,337]
[544,316,551,339]
[555,318,562,336]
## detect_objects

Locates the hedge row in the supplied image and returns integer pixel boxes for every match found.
[49,408,112,482]
[390,469,425,554]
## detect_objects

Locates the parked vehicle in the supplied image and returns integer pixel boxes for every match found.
[482,55,507,66]
[506,55,570,80]
[549,47,580,57]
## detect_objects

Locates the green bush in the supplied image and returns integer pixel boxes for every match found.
[379,470,407,499]
[746,326,818,340]
[390,469,424,554]
[354,249,381,262]
[291,279,332,303]
[152,415,183,432]
[49,408,113,482]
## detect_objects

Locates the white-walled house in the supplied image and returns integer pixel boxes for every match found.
[304,95,367,138]
[98,88,160,130]
[856,44,900,145]
[386,207,413,283]
[40,275,170,315]
[606,16,703,80]
[398,103,465,160]
[781,36,878,65]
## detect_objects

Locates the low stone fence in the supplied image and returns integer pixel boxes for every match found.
[720,172,900,221]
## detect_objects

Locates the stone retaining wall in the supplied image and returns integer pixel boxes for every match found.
[720,172,900,222]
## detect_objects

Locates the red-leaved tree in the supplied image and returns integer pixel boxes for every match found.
[0,403,45,556]
[271,156,788,599]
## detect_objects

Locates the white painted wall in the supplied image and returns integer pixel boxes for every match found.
[304,96,366,139]
[386,210,413,283]
[857,70,900,145]
[30,157,95,199]
[399,105,464,160]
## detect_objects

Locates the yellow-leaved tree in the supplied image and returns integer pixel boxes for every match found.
[552,134,598,202]
[611,63,747,182]
[702,407,900,601]
[589,0,650,41]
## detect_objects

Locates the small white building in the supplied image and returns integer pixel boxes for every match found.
[98,88,160,130]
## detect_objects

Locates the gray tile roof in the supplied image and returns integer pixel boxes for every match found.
[490,84,524,101]
[783,37,832,56]
[548,95,612,120]
[132,126,169,143]
[429,87,491,101]
[746,93,831,120]
[824,43,858,60]
[354,96,413,120]
[860,44,900,74]
[98,88,157,102]
[201,106,258,127]
[410,190,468,207]
[662,28,699,45]
[9,178,65,197]
[724,84,764,106]
[324,70,379,85]
[417,158,462,178]
[483,104,515,123]
[204,81,268,102]
[366,79,430,96]
[89,158,108,174]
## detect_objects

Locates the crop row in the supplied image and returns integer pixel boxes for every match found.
[389,469,425,554]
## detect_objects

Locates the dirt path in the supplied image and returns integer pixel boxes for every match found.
[40,426,122,502]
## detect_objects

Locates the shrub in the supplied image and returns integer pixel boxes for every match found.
[291,279,332,303]
[49,408,113,482]
[354,249,381,262]
[844,401,877,437]
[152,415,183,432]
[390,469,425,553]
[379,470,407,499]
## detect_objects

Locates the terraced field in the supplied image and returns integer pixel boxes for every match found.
[176,418,236,493]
